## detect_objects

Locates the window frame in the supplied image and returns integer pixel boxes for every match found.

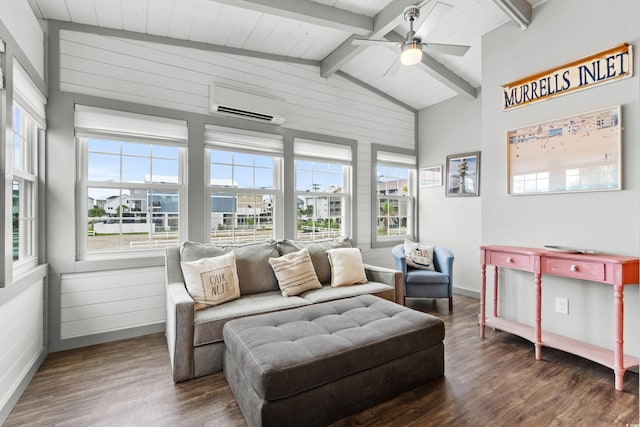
[77,135,187,259]
[10,101,41,276]
[206,146,283,244]
[293,139,353,241]
[371,144,417,248]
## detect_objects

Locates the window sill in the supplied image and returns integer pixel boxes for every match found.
[76,251,165,273]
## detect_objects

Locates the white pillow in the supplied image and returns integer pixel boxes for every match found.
[327,247,368,287]
[268,248,323,296]
[180,251,241,310]
[404,239,435,271]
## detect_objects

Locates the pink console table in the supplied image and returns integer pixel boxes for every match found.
[480,245,639,391]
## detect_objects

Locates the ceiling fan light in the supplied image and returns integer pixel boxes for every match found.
[400,42,422,66]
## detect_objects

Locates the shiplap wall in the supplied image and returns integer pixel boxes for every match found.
[0,0,44,79]
[0,280,44,412]
[58,30,414,149]
[0,3,46,422]
[53,28,414,341]
[60,267,165,339]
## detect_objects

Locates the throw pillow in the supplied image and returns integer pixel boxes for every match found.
[404,239,435,271]
[277,237,353,284]
[268,248,323,297]
[180,251,241,310]
[326,247,368,287]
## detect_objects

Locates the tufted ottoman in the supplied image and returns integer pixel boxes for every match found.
[222,294,445,427]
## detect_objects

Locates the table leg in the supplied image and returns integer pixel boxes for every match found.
[480,263,486,338]
[534,272,542,360]
[493,266,498,318]
[614,284,624,391]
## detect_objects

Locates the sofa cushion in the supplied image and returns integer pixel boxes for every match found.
[180,252,240,310]
[301,282,393,304]
[327,248,368,287]
[181,240,280,295]
[405,270,450,284]
[269,248,323,297]
[277,237,353,284]
[193,291,310,346]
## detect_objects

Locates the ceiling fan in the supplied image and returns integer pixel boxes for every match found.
[352,2,470,76]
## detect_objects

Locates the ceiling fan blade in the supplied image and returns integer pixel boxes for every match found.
[423,42,470,57]
[415,1,454,37]
[383,57,402,78]
[352,38,401,47]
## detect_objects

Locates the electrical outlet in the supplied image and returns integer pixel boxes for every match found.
[555,297,569,315]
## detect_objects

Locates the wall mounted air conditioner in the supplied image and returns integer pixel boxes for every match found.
[209,82,287,125]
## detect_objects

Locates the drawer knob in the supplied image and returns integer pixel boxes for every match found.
[506,257,512,263]
[570,264,578,272]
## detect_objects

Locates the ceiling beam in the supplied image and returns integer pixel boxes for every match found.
[320,0,423,78]
[491,0,532,30]
[211,0,372,35]
[386,31,477,99]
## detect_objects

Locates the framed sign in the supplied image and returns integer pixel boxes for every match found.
[420,165,442,187]
[445,152,480,197]
[507,106,621,195]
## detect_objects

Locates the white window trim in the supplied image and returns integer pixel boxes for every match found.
[371,144,417,248]
[10,102,41,277]
[205,129,284,243]
[77,136,187,259]
[293,139,353,241]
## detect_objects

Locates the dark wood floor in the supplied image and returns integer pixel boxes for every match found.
[5,295,639,426]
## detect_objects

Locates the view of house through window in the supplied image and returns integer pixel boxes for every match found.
[295,161,346,241]
[209,149,278,243]
[374,148,416,243]
[85,139,182,253]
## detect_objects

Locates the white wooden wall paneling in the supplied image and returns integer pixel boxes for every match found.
[59,31,414,147]
[65,0,98,26]
[61,307,165,339]
[60,29,411,123]
[146,0,173,37]
[60,30,412,123]
[121,0,148,34]
[94,0,123,30]
[59,267,165,339]
[0,0,45,77]
[0,282,43,408]
[168,0,200,41]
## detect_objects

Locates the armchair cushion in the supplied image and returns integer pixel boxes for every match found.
[405,270,450,284]
[404,239,435,271]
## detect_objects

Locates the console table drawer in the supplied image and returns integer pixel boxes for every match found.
[489,252,530,270]
[542,258,605,281]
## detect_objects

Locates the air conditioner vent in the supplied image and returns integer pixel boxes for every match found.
[216,106,274,122]
[209,83,287,125]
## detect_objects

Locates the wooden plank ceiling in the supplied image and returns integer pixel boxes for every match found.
[27,0,541,110]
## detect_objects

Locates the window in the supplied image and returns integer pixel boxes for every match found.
[76,106,187,255]
[11,104,38,265]
[10,61,46,272]
[206,125,283,243]
[373,147,416,245]
[294,139,352,241]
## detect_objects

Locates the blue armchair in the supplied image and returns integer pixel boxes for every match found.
[392,244,455,312]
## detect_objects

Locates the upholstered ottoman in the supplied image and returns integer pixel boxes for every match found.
[223,294,445,427]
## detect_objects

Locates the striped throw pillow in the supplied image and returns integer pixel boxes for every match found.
[268,248,323,297]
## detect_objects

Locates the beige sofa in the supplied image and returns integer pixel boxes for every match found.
[165,237,403,383]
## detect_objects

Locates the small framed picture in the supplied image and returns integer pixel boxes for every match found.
[445,151,481,197]
[420,165,442,187]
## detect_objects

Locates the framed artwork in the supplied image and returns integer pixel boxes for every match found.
[445,151,481,197]
[507,106,621,195]
[420,165,442,187]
